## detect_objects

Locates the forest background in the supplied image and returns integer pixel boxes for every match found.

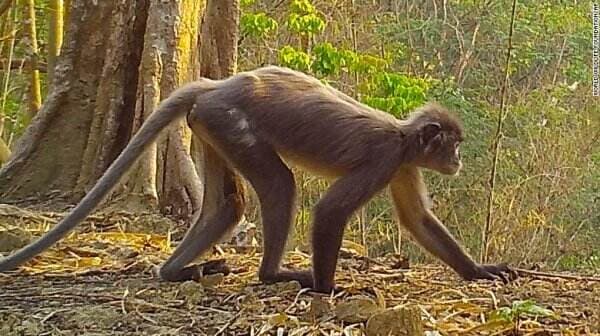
[0,0,598,274]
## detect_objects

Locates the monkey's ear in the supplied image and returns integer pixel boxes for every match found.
[420,122,442,144]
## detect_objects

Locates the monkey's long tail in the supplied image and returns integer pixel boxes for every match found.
[0,81,207,272]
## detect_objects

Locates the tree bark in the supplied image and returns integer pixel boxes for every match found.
[0,1,120,199]
[74,0,148,194]
[0,0,203,219]
[193,0,240,221]
[152,0,204,218]
[115,0,205,217]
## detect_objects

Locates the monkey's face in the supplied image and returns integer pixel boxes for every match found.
[418,123,463,175]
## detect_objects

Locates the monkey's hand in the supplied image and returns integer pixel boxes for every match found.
[466,263,518,283]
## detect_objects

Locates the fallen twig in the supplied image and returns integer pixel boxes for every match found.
[516,268,600,282]
[214,309,245,336]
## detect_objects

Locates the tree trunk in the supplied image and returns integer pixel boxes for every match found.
[0,0,204,218]
[22,0,42,122]
[153,0,204,218]
[106,0,205,218]
[0,1,122,199]
[193,0,240,221]
[47,0,64,84]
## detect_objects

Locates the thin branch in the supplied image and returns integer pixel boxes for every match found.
[517,268,600,282]
[481,0,518,262]
[0,137,10,164]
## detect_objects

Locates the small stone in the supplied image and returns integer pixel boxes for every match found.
[335,297,381,323]
[365,306,423,336]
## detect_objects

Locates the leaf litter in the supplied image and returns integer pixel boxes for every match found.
[0,206,599,335]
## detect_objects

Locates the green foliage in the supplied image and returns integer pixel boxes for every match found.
[279,43,389,80]
[508,2,591,83]
[234,0,599,270]
[289,0,316,14]
[557,252,600,271]
[351,55,388,75]
[362,73,431,116]
[285,13,325,36]
[240,0,256,7]
[241,12,278,39]
[489,300,556,323]
[1,94,26,139]
[311,43,347,76]
[278,46,311,71]
[285,0,325,37]
[310,43,389,77]
[277,37,427,117]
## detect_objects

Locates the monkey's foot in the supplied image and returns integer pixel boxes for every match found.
[158,259,231,282]
[260,268,314,288]
[467,263,518,283]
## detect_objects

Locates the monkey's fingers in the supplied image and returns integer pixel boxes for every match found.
[497,271,510,284]
[493,262,519,282]
[506,266,519,281]
[482,270,506,283]
[479,263,517,284]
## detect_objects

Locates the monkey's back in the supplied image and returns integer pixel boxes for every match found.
[224,66,404,173]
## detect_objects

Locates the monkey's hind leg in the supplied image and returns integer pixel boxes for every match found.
[187,105,313,288]
[159,165,246,282]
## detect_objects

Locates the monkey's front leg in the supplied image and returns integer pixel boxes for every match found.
[415,214,516,282]
[390,168,516,282]
[310,168,395,293]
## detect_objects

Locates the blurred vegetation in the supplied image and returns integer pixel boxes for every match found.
[1,0,598,272]
[237,0,599,272]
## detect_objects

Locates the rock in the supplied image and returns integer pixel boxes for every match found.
[365,306,423,336]
[335,297,381,323]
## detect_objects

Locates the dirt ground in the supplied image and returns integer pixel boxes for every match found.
[1,206,599,335]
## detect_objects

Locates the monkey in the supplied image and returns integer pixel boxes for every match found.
[0,66,515,293]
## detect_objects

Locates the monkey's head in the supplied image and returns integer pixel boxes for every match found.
[409,103,464,175]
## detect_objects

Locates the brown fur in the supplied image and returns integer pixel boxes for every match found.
[0,66,514,292]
